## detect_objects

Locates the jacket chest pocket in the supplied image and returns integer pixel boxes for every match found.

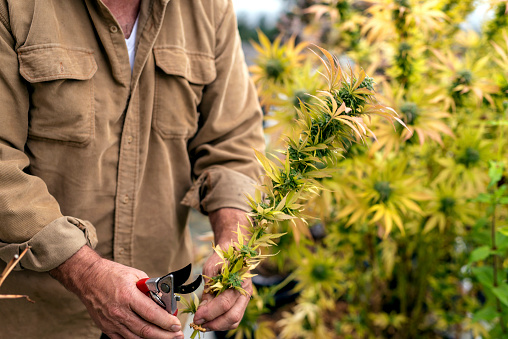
[18,45,97,146]
[153,47,216,139]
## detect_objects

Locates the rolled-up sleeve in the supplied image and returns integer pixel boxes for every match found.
[0,12,97,272]
[183,0,265,214]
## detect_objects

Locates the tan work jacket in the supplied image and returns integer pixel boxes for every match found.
[0,0,264,337]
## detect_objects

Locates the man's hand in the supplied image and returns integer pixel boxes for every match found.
[193,208,252,331]
[193,250,252,331]
[50,246,184,339]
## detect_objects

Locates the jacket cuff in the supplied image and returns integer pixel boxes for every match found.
[0,216,98,272]
[181,166,257,214]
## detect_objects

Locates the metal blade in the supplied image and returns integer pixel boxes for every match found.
[167,264,192,287]
[174,275,202,294]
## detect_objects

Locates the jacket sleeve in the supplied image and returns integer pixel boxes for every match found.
[0,7,97,272]
[182,0,265,214]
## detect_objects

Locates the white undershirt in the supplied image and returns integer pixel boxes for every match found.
[125,16,140,72]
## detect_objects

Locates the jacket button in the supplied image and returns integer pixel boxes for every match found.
[123,195,129,204]
[110,25,118,33]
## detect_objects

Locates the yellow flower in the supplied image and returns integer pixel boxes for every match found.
[293,246,347,298]
[304,0,368,54]
[433,126,492,197]
[362,0,447,43]
[337,155,426,236]
[422,183,478,233]
[249,31,308,108]
[370,82,454,155]
[385,39,427,87]
[277,299,331,339]
[265,60,325,138]
[428,48,499,111]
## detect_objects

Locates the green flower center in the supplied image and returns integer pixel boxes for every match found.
[393,0,410,27]
[336,0,351,17]
[395,0,410,7]
[439,197,456,215]
[337,87,365,114]
[311,263,330,281]
[226,272,243,288]
[398,41,412,54]
[400,102,419,125]
[359,75,375,91]
[374,181,392,203]
[303,316,313,331]
[455,69,473,86]
[265,59,285,81]
[458,147,480,167]
[240,245,258,257]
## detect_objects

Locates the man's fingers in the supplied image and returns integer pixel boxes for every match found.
[130,289,182,332]
[121,311,184,339]
[199,291,214,306]
[199,293,250,331]
[104,323,138,339]
[194,289,241,324]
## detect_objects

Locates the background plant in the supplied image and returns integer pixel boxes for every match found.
[183,43,405,337]
[226,0,508,338]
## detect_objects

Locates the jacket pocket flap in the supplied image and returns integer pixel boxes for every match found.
[154,47,216,85]
[18,44,97,83]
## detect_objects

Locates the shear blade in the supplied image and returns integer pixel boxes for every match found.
[175,275,202,294]
[168,263,192,287]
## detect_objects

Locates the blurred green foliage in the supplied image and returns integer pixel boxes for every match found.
[237,0,508,338]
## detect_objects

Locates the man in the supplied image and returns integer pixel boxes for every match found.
[0,0,265,338]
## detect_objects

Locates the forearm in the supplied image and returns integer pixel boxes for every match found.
[208,207,249,247]
[49,245,102,294]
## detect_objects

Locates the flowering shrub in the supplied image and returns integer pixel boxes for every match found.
[183,44,404,338]
[225,1,508,338]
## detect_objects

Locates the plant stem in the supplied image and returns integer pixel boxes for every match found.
[366,231,382,313]
[270,272,297,296]
[492,203,507,334]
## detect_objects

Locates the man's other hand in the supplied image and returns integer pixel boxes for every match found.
[192,207,252,332]
[50,246,184,339]
[192,251,252,331]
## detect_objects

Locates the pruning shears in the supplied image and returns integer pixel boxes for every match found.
[136,264,202,316]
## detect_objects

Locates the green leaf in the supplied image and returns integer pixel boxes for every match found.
[469,246,492,264]
[487,120,508,126]
[305,169,334,178]
[488,161,504,188]
[500,197,508,204]
[472,306,498,322]
[472,266,494,288]
[474,193,493,204]
[231,257,245,274]
[497,232,508,251]
[473,217,489,230]
[498,226,508,237]
[492,283,508,307]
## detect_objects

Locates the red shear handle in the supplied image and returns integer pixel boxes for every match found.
[136,278,150,296]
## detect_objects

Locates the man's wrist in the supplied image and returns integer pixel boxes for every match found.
[49,245,102,294]
[209,207,249,247]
